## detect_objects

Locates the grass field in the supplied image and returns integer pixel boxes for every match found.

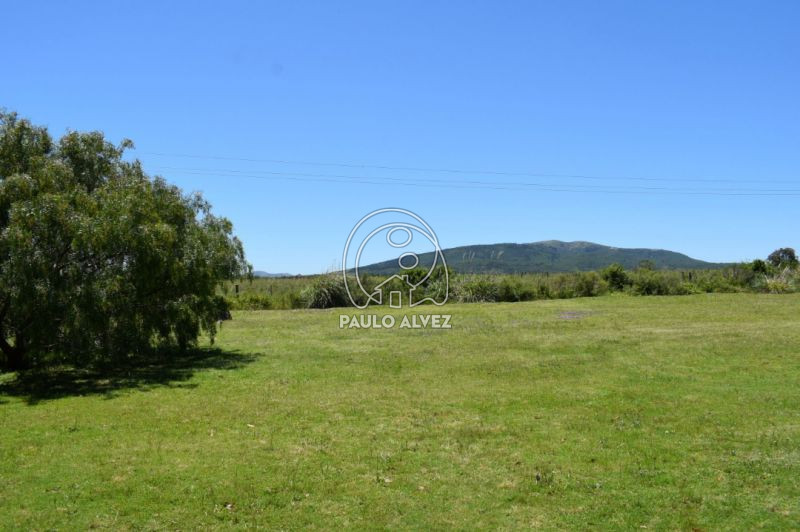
[2,294,799,529]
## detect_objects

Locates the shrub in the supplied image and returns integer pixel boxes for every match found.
[423,277,450,303]
[750,259,770,275]
[534,282,552,299]
[692,271,740,293]
[765,279,793,294]
[457,277,500,303]
[601,263,630,291]
[629,270,689,296]
[550,274,576,299]
[497,278,536,302]
[572,272,609,297]
[301,275,350,309]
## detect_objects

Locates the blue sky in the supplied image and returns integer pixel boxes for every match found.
[3,1,798,273]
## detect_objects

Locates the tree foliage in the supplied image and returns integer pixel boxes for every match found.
[750,259,769,275]
[0,111,250,370]
[767,248,798,269]
[601,263,630,291]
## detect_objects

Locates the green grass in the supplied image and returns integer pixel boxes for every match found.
[2,294,799,529]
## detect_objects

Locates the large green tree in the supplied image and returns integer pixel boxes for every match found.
[0,111,250,370]
[767,248,798,269]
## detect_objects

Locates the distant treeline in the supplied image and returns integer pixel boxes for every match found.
[225,249,799,310]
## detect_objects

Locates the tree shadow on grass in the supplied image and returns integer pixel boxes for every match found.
[0,347,259,405]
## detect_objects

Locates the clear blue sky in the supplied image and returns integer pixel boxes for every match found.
[3,1,798,273]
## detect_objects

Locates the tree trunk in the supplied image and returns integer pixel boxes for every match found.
[4,349,26,371]
[0,334,27,371]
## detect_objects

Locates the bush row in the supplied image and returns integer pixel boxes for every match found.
[223,263,800,309]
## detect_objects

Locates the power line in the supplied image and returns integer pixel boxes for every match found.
[150,165,800,194]
[139,150,800,186]
[149,166,800,197]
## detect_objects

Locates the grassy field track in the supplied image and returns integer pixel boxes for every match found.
[2,294,799,529]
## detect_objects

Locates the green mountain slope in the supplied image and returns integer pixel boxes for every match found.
[360,240,725,274]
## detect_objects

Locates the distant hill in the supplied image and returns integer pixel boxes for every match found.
[252,271,294,278]
[359,240,726,274]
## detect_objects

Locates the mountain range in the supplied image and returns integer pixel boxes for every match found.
[359,240,725,275]
[252,271,294,278]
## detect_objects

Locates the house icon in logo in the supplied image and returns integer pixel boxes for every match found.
[342,208,449,309]
[370,272,424,309]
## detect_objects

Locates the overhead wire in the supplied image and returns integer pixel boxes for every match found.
[132,151,800,196]
[138,150,800,186]
[149,165,800,195]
